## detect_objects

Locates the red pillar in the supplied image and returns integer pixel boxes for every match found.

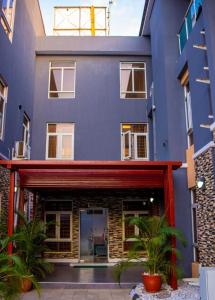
[8,170,15,254]
[164,165,177,290]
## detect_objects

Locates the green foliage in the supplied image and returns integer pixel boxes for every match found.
[113,215,187,285]
[0,234,35,300]
[15,211,53,279]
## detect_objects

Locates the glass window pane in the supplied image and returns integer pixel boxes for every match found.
[121,92,146,99]
[50,69,61,92]
[136,135,147,158]
[51,62,75,68]
[48,136,57,158]
[121,69,132,92]
[0,81,5,95]
[179,22,187,52]
[121,63,132,69]
[131,63,145,68]
[60,214,71,239]
[61,135,72,159]
[0,98,4,136]
[134,70,145,92]
[131,124,147,133]
[124,214,135,239]
[63,69,75,91]
[46,214,56,238]
[56,123,73,133]
[48,124,56,133]
[122,124,132,132]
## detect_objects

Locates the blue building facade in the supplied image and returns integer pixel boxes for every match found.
[0,0,214,276]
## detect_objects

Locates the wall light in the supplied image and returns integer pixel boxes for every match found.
[150,197,154,203]
[197,176,206,190]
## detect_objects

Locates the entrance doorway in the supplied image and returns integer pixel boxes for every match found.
[80,208,108,263]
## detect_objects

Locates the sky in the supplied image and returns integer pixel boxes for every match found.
[39,0,145,36]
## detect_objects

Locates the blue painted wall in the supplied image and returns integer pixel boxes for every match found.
[0,0,44,159]
[32,37,152,160]
[176,14,212,152]
[147,0,193,276]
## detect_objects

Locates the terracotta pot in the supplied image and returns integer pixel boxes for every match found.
[21,278,32,292]
[142,273,162,293]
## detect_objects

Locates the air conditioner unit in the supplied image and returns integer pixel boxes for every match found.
[13,141,30,160]
[200,267,215,300]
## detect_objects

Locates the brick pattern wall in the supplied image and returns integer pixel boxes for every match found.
[194,146,215,266]
[0,166,9,235]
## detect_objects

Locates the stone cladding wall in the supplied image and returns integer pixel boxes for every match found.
[41,190,161,260]
[194,146,215,266]
[0,166,9,234]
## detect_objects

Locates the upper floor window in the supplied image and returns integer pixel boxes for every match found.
[178,0,203,54]
[1,0,16,40]
[180,69,193,146]
[0,78,8,140]
[120,62,147,99]
[48,62,76,99]
[46,123,74,160]
[121,123,149,160]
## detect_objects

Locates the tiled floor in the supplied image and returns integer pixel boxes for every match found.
[21,289,131,300]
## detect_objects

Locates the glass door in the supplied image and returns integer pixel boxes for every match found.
[80,208,108,263]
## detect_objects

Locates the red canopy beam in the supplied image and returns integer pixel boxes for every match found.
[8,170,15,254]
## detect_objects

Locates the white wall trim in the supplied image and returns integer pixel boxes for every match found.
[210,121,215,132]
[193,141,215,159]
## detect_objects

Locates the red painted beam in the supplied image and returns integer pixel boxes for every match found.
[8,170,15,254]
[167,165,177,290]
[0,160,182,171]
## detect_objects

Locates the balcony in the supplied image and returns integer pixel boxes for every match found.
[178,0,203,54]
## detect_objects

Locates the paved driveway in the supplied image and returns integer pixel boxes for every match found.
[21,289,131,300]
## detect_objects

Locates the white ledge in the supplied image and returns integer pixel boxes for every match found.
[210,121,215,132]
[193,141,215,159]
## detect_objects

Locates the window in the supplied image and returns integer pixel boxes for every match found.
[0,78,8,140]
[121,123,149,160]
[1,0,16,40]
[46,123,74,160]
[123,201,150,252]
[45,211,72,253]
[120,62,147,99]
[48,62,76,99]
[180,70,193,146]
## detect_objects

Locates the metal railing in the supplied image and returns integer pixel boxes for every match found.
[178,0,203,54]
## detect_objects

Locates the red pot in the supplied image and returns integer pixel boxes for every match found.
[21,278,32,292]
[142,273,162,293]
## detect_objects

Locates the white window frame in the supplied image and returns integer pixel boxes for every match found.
[46,123,75,160]
[184,87,193,133]
[121,123,149,161]
[0,78,8,141]
[1,0,16,41]
[48,61,76,99]
[23,114,30,148]
[45,211,72,253]
[120,62,147,99]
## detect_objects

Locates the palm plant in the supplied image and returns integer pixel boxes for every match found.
[0,234,36,300]
[113,215,186,286]
[15,211,53,279]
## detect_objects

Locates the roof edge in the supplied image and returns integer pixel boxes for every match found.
[139,0,155,36]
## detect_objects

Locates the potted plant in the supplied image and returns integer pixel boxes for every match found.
[0,233,38,300]
[15,211,53,292]
[114,215,186,293]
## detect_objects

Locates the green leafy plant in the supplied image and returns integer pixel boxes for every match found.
[0,234,37,300]
[15,211,53,279]
[113,215,186,285]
